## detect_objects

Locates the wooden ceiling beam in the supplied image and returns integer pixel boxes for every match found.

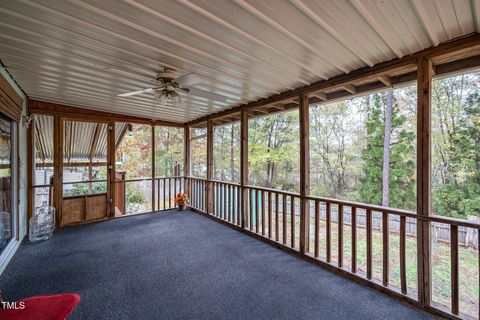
[186,33,480,127]
[342,84,357,94]
[28,100,183,127]
[311,92,327,100]
[377,75,392,87]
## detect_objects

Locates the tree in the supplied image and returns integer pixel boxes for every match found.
[359,90,416,210]
[432,73,480,218]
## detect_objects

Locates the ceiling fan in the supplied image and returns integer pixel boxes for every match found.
[118,68,227,106]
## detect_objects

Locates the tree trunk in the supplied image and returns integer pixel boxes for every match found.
[382,89,393,207]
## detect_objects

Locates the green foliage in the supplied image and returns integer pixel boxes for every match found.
[359,91,416,210]
[126,183,144,204]
[155,127,184,177]
[431,76,480,218]
[68,182,107,196]
[248,111,299,191]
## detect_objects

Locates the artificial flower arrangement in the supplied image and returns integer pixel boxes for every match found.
[174,192,189,210]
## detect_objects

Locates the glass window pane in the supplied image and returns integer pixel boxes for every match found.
[0,114,13,252]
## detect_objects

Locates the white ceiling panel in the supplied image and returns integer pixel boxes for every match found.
[0,0,477,123]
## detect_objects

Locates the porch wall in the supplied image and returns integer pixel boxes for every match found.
[0,65,28,275]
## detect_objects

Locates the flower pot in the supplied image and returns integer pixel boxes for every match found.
[178,203,186,211]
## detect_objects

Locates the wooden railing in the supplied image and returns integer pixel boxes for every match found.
[113,176,185,214]
[211,180,241,226]
[185,177,480,319]
[154,176,185,211]
[188,177,206,212]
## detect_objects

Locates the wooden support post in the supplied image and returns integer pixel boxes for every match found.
[416,56,432,308]
[151,125,156,212]
[184,126,190,197]
[206,120,214,214]
[52,116,63,227]
[240,110,248,228]
[108,121,116,218]
[26,112,34,234]
[299,93,310,254]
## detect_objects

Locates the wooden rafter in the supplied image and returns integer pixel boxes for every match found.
[114,124,130,151]
[89,123,101,161]
[35,134,46,163]
[28,100,183,127]
[342,84,357,94]
[378,75,392,87]
[65,121,73,163]
[311,92,327,100]
[186,34,480,127]
[34,120,47,163]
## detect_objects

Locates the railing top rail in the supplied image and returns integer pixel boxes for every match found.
[114,176,185,183]
[428,214,480,229]
[245,185,299,197]
[64,179,108,185]
[186,176,206,180]
[210,179,241,187]
[185,177,480,229]
[305,194,417,217]
[154,176,185,180]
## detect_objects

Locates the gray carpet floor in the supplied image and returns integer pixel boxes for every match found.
[0,210,433,319]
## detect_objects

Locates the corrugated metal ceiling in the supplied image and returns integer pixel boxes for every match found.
[34,115,128,163]
[0,0,478,123]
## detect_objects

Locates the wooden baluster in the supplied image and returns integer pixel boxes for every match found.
[163,179,166,210]
[199,180,202,210]
[255,189,259,234]
[261,190,266,236]
[366,209,372,280]
[228,185,233,223]
[203,181,206,211]
[174,178,177,199]
[268,191,272,239]
[352,207,357,273]
[169,178,172,209]
[249,189,253,231]
[225,184,228,220]
[478,230,480,320]
[291,196,295,248]
[236,186,242,226]
[326,202,331,263]
[400,215,407,294]
[195,180,198,209]
[224,184,227,220]
[156,180,160,211]
[283,194,287,245]
[314,200,319,258]
[217,183,220,217]
[191,180,194,209]
[212,182,216,216]
[451,225,459,315]
[222,184,225,219]
[383,212,389,286]
[275,193,279,241]
[338,204,343,268]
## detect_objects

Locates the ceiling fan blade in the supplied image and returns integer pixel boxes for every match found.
[188,88,228,102]
[118,88,155,97]
[176,73,204,87]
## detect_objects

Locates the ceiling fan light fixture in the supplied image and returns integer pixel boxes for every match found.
[169,90,183,106]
